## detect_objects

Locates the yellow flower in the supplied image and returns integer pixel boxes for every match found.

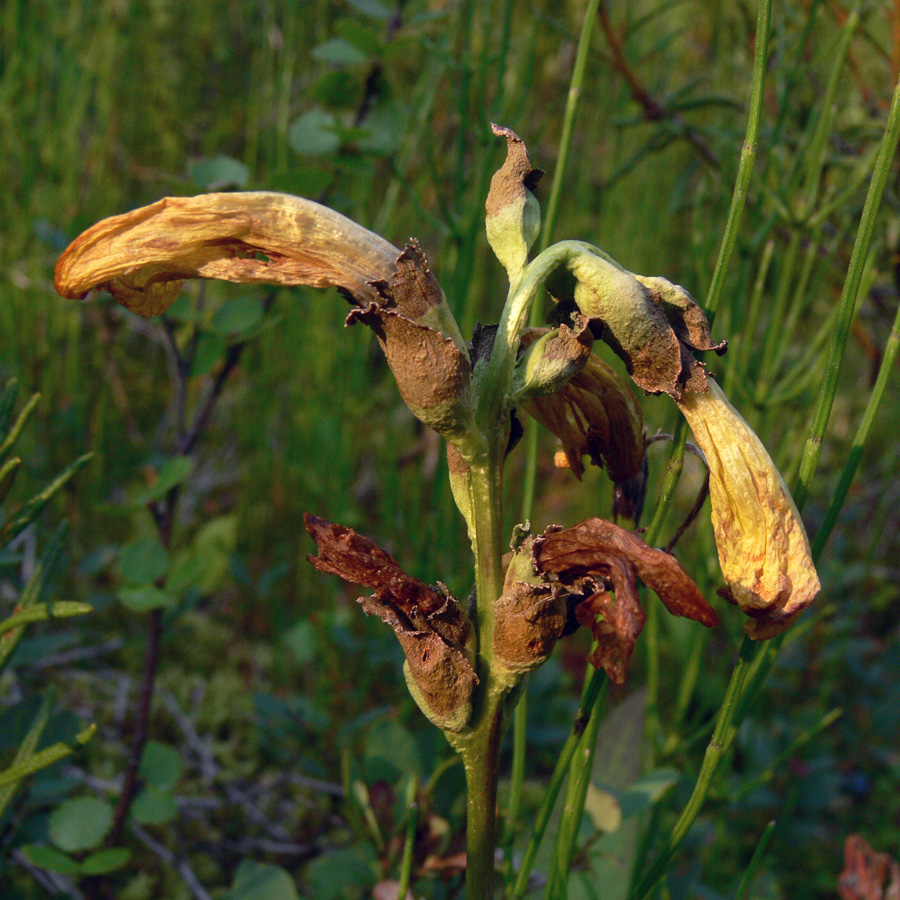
[676,379,820,639]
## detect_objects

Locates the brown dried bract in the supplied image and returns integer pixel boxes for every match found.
[839,835,900,900]
[485,124,543,220]
[304,515,477,731]
[493,536,566,673]
[347,243,473,439]
[54,192,400,317]
[535,517,717,683]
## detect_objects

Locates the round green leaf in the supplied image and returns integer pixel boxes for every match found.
[48,797,113,852]
[131,456,195,506]
[119,537,168,585]
[190,331,227,378]
[131,786,178,825]
[211,297,264,335]
[230,860,300,900]
[189,155,250,190]
[21,845,81,876]
[288,110,340,157]
[312,38,367,66]
[138,740,183,791]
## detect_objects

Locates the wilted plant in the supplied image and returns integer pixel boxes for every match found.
[52,111,832,896]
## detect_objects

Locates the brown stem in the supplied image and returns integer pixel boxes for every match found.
[597,0,720,169]
[109,607,163,842]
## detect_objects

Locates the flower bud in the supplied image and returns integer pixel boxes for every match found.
[485,125,543,281]
[676,379,820,639]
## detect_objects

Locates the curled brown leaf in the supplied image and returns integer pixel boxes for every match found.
[534,517,717,682]
[304,514,477,731]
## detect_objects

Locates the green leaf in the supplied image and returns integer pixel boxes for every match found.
[118,584,172,612]
[119,537,169,585]
[20,844,82,876]
[304,847,375,900]
[288,110,341,157]
[190,330,227,377]
[0,391,39,462]
[80,847,131,875]
[49,796,114,852]
[335,20,382,56]
[131,456,194,506]
[347,0,391,18]
[229,860,300,900]
[164,549,206,595]
[211,297,264,335]
[312,37,368,66]
[363,719,422,784]
[0,378,19,440]
[138,740,183,791]
[282,620,317,665]
[0,453,91,546]
[191,514,238,594]
[164,295,202,323]
[131,786,178,825]
[0,456,21,508]
[189,155,250,190]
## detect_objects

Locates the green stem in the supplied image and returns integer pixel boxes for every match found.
[545,670,607,899]
[794,71,900,509]
[511,670,607,900]
[453,458,513,900]
[630,638,758,900]
[704,0,771,319]
[811,250,900,559]
[537,0,601,262]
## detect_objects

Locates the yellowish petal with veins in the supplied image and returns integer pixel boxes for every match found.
[677,379,820,639]
[55,192,400,317]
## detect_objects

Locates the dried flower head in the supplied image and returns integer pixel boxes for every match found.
[676,379,820,639]
[534,518,717,683]
[519,328,645,483]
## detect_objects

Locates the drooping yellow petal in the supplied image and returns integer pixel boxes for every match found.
[55,191,400,317]
[676,379,820,639]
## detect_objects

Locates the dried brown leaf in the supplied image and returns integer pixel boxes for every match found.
[537,518,717,626]
[304,514,477,731]
[839,835,900,900]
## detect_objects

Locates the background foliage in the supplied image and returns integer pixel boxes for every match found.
[1,0,899,897]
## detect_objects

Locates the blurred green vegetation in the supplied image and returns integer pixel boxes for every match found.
[1,0,899,897]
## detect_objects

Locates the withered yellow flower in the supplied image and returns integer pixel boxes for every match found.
[520,329,644,483]
[54,191,400,317]
[676,379,820,639]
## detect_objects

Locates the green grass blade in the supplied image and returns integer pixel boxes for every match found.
[0,725,96,794]
[0,601,93,635]
[794,72,900,509]
[0,689,55,818]
[512,670,607,900]
[0,453,91,547]
[732,819,777,900]
[704,0,771,319]
[0,391,39,462]
[812,290,900,558]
